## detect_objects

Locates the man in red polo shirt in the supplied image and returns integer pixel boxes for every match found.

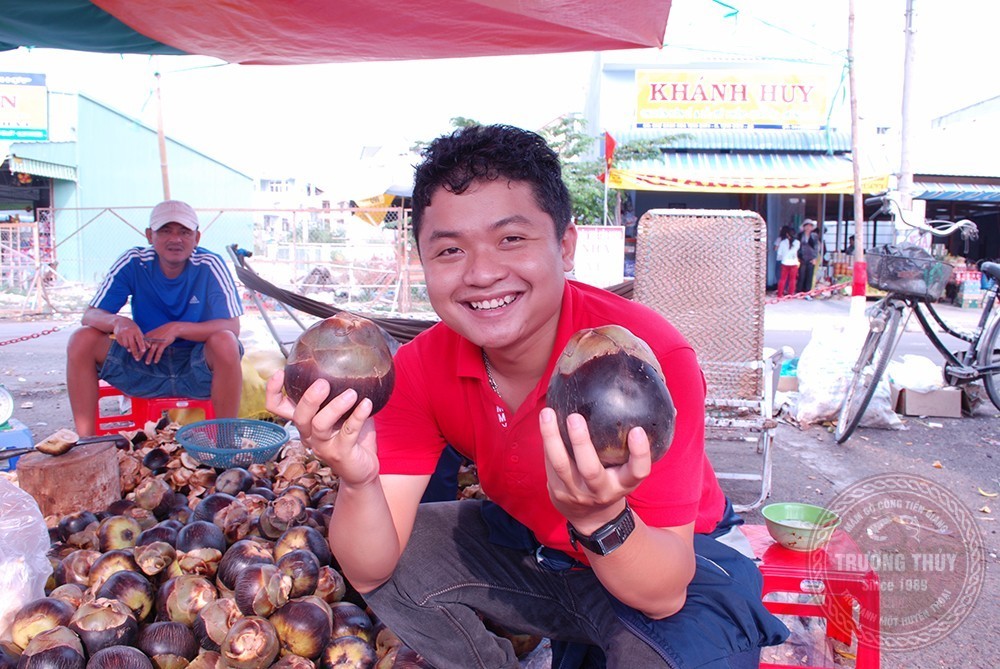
[266,125,786,668]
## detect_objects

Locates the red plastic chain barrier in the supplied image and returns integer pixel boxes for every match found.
[766,282,851,305]
[0,325,65,347]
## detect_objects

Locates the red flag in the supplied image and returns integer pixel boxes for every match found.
[604,131,616,173]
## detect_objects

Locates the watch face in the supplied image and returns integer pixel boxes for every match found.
[0,386,13,425]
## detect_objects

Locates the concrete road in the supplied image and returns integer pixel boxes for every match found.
[1,296,998,668]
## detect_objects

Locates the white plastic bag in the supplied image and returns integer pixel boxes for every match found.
[888,354,946,393]
[0,479,52,640]
[793,322,903,430]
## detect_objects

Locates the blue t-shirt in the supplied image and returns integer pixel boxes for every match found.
[90,246,243,346]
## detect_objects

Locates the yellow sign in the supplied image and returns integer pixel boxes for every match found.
[635,69,832,129]
[0,73,48,141]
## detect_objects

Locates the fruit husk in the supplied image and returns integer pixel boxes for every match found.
[282,313,395,420]
[546,325,676,467]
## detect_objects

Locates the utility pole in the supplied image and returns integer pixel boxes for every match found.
[848,0,867,318]
[898,0,916,212]
[155,72,171,200]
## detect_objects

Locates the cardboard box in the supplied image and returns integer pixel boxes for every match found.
[895,387,963,418]
[777,376,799,392]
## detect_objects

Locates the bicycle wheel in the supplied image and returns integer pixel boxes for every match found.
[978,316,1000,410]
[834,303,903,444]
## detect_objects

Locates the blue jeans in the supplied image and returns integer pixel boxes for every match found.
[364,500,775,669]
[99,341,229,399]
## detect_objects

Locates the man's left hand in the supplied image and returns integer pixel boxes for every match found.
[141,323,180,364]
[539,407,651,535]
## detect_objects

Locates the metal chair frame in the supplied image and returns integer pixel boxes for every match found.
[634,209,779,512]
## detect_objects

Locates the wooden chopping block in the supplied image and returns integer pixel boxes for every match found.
[17,440,121,517]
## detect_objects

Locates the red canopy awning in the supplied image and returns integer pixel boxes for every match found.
[7,0,671,65]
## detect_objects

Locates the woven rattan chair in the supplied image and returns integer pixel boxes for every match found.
[634,209,781,512]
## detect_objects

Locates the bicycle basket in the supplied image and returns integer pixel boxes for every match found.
[866,245,953,300]
[175,418,289,469]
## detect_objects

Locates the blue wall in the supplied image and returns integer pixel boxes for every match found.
[52,96,254,283]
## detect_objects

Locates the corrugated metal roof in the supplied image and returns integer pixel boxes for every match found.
[609,128,851,153]
[913,182,1000,202]
[7,154,77,181]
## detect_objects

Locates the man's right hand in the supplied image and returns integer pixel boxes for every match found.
[112,317,148,361]
[265,370,380,487]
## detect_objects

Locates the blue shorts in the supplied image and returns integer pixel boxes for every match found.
[99,341,241,399]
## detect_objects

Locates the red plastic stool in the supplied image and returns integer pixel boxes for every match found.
[95,381,215,435]
[742,524,880,669]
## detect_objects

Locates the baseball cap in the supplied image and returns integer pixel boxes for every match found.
[149,200,199,231]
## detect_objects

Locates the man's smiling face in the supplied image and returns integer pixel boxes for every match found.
[417,178,576,353]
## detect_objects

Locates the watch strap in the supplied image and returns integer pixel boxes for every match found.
[567,501,635,556]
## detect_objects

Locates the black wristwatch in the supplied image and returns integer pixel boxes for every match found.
[567,502,635,556]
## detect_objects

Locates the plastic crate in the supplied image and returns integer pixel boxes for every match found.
[865,249,953,300]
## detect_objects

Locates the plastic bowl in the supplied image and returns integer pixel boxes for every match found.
[761,502,841,552]
[175,418,289,469]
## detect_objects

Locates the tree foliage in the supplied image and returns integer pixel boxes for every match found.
[413,115,670,226]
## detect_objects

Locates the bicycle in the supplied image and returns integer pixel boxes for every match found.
[834,198,1000,444]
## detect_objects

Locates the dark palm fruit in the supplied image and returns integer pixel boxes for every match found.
[141,448,170,472]
[67,598,138,656]
[1,640,21,669]
[387,647,433,668]
[257,496,307,541]
[328,602,373,644]
[185,651,222,669]
[87,550,139,592]
[137,622,199,669]
[16,627,85,669]
[96,570,156,623]
[134,478,176,519]
[58,511,99,543]
[282,313,396,421]
[217,540,275,590]
[270,655,314,669]
[279,486,311,509]
[269,599,332,660]
[156,575,218,627]
[136,524,178,547]
[169,547,224,579]
[176,521,227,554]
[546,325,676,468]
[219,617,279,669]
[85,646,154,669]
[313,567,346,605]
[97,516,143,551]
[214,468,254,496]
[132,542,176,578]
[192,493,238,525]
[274,526,332,567]
[276,550,320,598]
[10,598,75,651]
[192,599,243,652]
[233,564,290,617]
[55,550,101,587]
[319,635,376,669]
[48,585,87,610]
[104,499,137,517]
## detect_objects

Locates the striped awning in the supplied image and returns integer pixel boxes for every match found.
[912,182,1000,202]
[7,155,78,182]
[608,152,890,194]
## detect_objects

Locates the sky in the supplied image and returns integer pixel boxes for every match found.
[0,0,997,188]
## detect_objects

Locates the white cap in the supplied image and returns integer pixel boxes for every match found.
[149,200,199,231]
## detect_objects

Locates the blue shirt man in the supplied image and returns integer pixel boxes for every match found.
[66,200,244,436]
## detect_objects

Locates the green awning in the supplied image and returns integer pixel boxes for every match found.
[7,155,77,182]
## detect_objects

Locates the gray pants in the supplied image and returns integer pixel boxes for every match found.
[364,500,761,669]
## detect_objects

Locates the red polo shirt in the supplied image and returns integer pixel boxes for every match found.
[374,280,725,561]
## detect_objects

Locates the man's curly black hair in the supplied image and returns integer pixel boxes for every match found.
[410,124,572,250]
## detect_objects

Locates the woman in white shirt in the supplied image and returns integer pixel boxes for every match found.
[775,225,800,298]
